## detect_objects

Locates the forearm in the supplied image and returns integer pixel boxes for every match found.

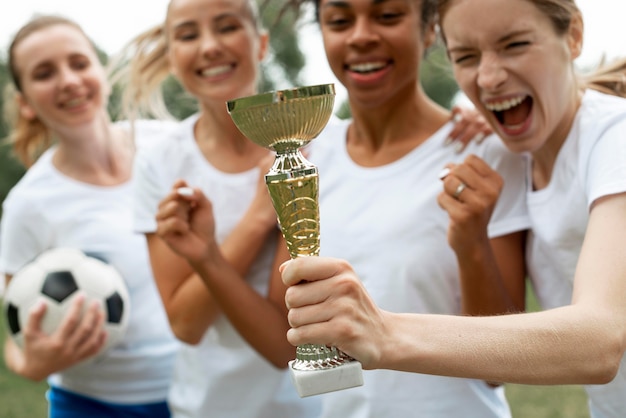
[147,234,219,344]
[191,243,293,368]
[379,305,621,384]
[457,232,526,315]
[221,210,276,277]
[166,275,220,344]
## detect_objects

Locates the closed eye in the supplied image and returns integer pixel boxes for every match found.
[506,41,530,49]
[452,53,477,65]
[377,11,404,24]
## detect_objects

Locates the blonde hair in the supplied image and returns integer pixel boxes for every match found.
[582,57,626,98]
[108,0,265,121]
[4,15,95,167]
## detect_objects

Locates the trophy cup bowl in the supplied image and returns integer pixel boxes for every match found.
[227,84,363,397]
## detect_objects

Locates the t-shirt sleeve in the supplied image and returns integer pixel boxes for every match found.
[0,191,52,276]
[132,140,169,234]
[478,136,531,238]
[585,117,626,206]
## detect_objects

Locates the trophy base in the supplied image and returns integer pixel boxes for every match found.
[288,359,364,397]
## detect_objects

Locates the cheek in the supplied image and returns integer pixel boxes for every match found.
[322,41,344,75]
[453,67,472,95]
[168,46,192,77]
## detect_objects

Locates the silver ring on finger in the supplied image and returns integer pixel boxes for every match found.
[453,182,466,199]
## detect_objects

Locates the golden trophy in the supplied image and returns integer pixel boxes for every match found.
[227,84,363,397]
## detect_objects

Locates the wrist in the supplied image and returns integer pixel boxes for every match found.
[10,353,48,382]
[189,240,227,277]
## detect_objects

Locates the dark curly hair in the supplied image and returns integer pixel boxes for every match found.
[279,0,438,31]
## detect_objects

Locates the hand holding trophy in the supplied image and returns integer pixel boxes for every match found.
[227,84,363,397]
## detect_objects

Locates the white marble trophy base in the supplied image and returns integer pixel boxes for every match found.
[289,359,364,397]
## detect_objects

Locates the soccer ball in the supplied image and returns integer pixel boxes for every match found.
[3,247,130,359]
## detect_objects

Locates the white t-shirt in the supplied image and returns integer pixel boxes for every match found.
[526,89,626,418]
[0,119,179,404]
[132,114,320,418]
[306,118,530,418]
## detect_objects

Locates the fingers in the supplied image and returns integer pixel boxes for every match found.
[24,298,48,334]
[156,181,209,237]
[69,300,106,359]
[439,155,502,203]
[280,257,354,288]
[50,295,106,359]
[447,106,492,153]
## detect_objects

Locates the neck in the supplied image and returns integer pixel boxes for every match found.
[346,85,449,165]
[531,87,584,189]
[194,100,269,173]
[52,113,133,185]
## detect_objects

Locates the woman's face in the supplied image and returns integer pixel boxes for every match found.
[318,0,432,109]
[13,24,109,131]
[442,0,583,154]
[166,0,268,104]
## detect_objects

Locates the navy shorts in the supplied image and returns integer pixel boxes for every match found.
[47,386,171,418]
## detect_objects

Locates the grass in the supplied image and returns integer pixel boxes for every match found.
[0,284,590,417]
[0,307,48,417]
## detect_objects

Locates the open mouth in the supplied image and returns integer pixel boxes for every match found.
[486,95,533,129]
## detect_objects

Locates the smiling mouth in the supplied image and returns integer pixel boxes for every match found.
[61,96,88,109]
[485,95,533,128]
[199,64,233,78]
[346,61,389,74]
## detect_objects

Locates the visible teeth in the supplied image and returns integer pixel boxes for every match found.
[64,97,86,108]
[349,62,386,73]
[201,65,232,77]
[485,96,525,112]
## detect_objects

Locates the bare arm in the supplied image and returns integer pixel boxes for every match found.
[282,193,626,384]
[149,166,276,345]
[438,155,526,314]
[146,233,218,344]
[220,154,278,276]
[189,233,294,367]
[156,180,294,367]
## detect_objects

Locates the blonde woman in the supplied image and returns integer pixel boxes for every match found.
[0,15,178,418]
[112,0,320,416]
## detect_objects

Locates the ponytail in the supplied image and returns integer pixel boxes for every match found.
[581,57,626,98]
[3,84,52,168]
[107,24,174,121]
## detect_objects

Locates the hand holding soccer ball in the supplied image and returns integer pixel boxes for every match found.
[3,248,130,378]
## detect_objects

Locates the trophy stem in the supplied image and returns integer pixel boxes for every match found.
[266,150,363,397]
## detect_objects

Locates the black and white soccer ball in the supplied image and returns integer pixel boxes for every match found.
[3,247,130,358]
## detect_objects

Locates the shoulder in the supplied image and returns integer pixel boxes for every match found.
[5,150,59,203]
[578,90,626,133]
[132,115,199,164]
[574,90,626,160]
[308,116,350,154]
[467,133,525,171]
[115,118,181,151]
